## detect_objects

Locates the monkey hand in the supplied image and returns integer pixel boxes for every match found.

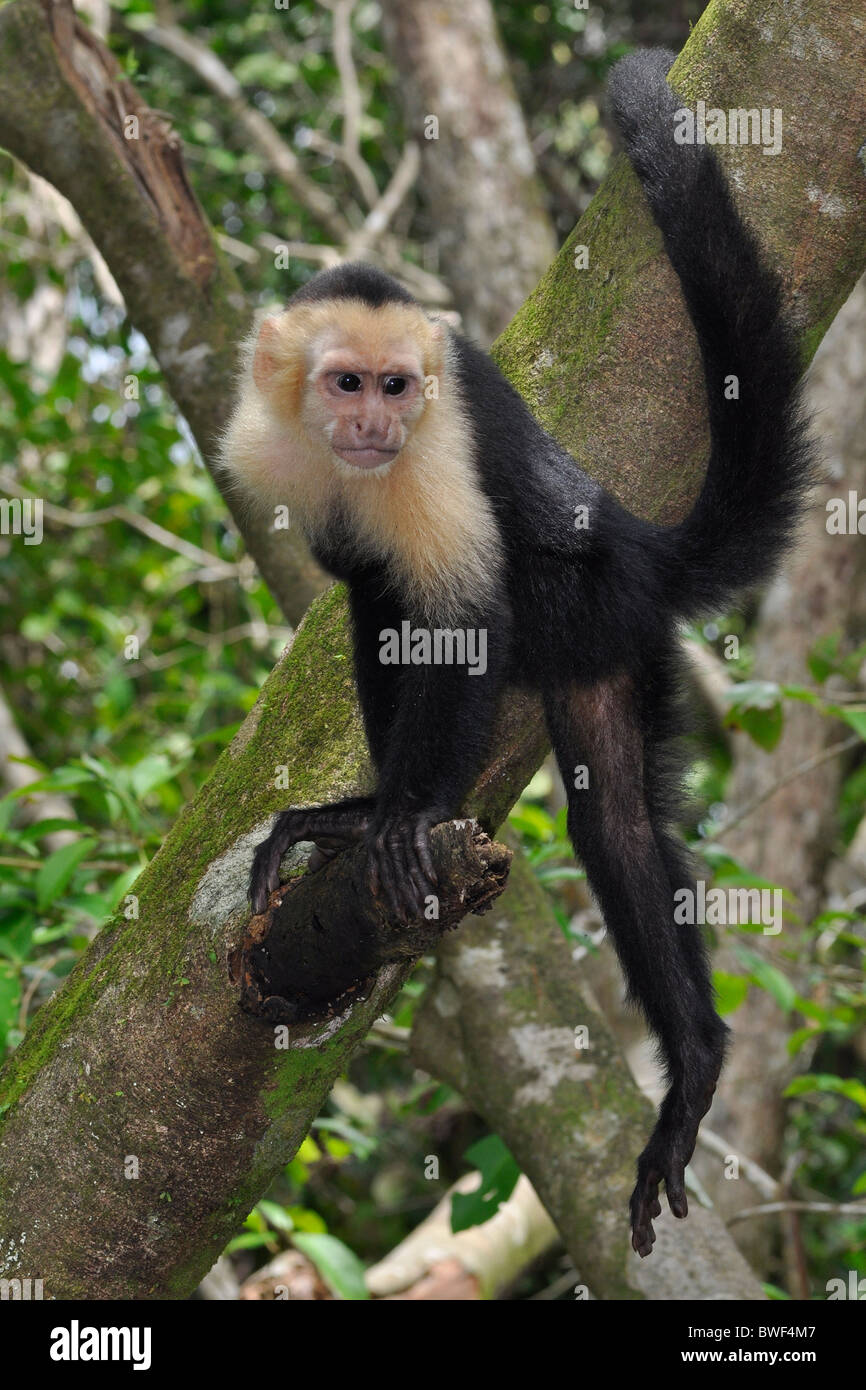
[366,810,442,924]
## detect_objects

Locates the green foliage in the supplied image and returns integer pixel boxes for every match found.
[451,1134,521,1233]
[0,317,284,1054]
[291,1233,370,1300]
[723,680,785,751]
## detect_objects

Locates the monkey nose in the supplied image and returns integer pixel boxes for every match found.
[353,421,391,447]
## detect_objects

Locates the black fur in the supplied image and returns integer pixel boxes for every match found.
[288,261,416,310]
[250,50,814,1257]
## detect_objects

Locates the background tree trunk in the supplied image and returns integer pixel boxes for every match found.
[379,0,558,345]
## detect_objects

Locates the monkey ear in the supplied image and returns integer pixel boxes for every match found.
[252,319,280,391]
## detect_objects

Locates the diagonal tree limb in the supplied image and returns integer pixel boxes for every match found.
[0,0,328,624]
[411,845,765,1299]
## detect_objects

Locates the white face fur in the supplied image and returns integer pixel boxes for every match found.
[220,296,504,622]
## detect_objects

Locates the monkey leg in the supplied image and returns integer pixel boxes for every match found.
[545,676,728,1258]
[249,797,375,915]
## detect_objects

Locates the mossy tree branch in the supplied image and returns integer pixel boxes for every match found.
[1,0,865,1299]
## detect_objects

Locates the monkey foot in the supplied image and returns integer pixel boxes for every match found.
[366,810,443,923]
[629,1144,689,1258]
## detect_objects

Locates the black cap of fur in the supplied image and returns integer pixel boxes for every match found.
[288,262,416,309]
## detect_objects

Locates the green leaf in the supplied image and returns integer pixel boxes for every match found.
[291,1233,369,1300]
[852,1171,866,1196]
[735,948,797,1011]
[535,865,586,884]
[35,838,99,911]
[508,803,555,841]
[0,961,21,1053]
[283,1205,327,1233]
[451,1134,521,1233]
[723,681,784,751]
[807,634,841,683]
[713,971,749,1015]
[783,1074,866,1112]
[0,796,18,837]
[257,1199,295,1235]
[224,1232,273,1253]
[129,754,176,798]
[786,1026,820,1057]
[7,768,93,796]
[105,865,145,912]
[839,708,866,742]
[15,819,89,842]
[781,684,826,709]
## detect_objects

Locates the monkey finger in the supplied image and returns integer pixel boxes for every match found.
[393,832,421,920]
[631,1218,656,1258]
[388,834,413,918]
[376,844,405,923]
[409,850,436,908]
[407,860,431,910]
[413,820,437,886]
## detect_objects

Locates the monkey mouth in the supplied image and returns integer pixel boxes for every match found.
[333,446,400,469]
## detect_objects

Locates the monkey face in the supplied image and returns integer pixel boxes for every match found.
[252,302,440,478]
[304,321,430,475]
[310,360,424,472]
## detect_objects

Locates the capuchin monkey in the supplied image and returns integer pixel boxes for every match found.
[222,51,812,1256]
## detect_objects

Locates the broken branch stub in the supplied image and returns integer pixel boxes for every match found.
[233,820,511,1024]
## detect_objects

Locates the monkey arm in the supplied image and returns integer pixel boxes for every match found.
[249,590,512,922]
[358,607,512,921]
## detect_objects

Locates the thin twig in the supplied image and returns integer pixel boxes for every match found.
[728,1200,866,1225]
[706,735,862,839]
[697,1127,780,1200]
[256,234,343,269]
[346,142,421,261]
[0,473,239,576]
[319,0,379,209]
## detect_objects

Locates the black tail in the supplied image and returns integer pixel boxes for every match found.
[607,50,814,617]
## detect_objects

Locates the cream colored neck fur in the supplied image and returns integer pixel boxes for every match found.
[222,329,503,622]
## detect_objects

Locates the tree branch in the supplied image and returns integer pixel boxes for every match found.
[142,19,354,244]
[0,0,328,624]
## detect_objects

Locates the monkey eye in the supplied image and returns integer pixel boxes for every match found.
[383,376,407,396]
[336,373,362,392]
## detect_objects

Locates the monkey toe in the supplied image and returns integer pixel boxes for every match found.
[366,813,438,922]
[629,1171,661,1258]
